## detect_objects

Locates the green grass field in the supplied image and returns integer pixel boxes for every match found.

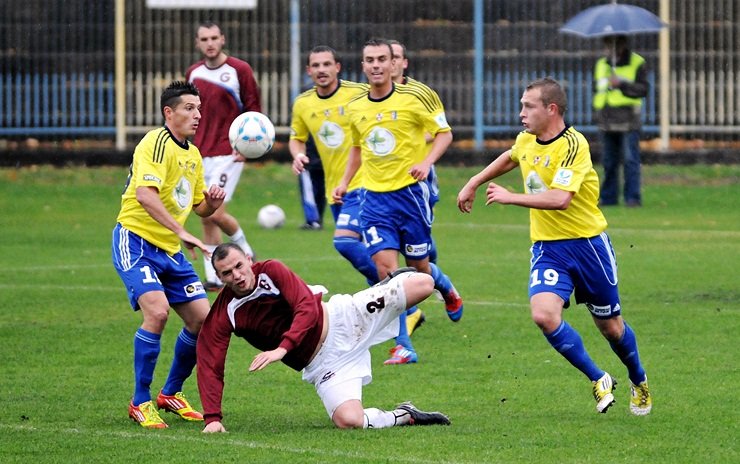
[0,163,738,463]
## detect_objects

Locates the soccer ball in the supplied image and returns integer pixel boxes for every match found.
[257,204,286,229]
[228,111,275,159]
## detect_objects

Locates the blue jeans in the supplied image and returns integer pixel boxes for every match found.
[599,130,642,205]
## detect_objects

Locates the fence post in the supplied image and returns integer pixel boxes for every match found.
[115,0,127,151]
[658,0,670,150]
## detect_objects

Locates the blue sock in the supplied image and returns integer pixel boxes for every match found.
[429,262,453,295]
[395,312,414,351]
[133,328,161,405]
[406,306,418,316]
[429,237,438,264]
[334,236,379,285]
[545,321,604,381]
[609,322,646,385]
[162,328,198,396]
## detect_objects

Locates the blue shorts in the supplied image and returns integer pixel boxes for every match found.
[360,183,434,259]
[528,232,621,319]
[112,224,207,310]
[330,189,363,235]
[426,165,440,208]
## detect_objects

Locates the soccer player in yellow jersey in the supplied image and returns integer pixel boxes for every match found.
[457,77,651,416]
[289,46,378,285]
[383,39,445,360]
[335,38,464,365]
[112,81,227,428]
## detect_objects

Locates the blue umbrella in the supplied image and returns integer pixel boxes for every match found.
[559,1,666,38]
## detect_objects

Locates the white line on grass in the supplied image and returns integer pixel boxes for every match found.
[0,283,122,292]
[0,423,469,464]
[433,220,740,238]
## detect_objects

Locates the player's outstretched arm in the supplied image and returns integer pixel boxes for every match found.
[457,150,517,213]
[249,347,288,372]
[193,185,226,217]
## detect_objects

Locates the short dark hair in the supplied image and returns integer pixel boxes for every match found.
[196,21,222,36]
[160,81,200,118]
[526,77,567,115]
[307,45,340,65]
[363,37,393,58]
[211,242,245,270]
[387,39,407,59]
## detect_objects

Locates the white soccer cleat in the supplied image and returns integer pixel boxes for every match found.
[592,372,617,413]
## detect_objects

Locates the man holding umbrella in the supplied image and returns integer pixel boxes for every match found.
[559,2,666,208]
[593,35,648,207]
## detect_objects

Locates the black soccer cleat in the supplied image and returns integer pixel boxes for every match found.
[396,401,451,426]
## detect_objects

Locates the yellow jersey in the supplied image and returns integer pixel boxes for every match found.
[403,76,443,109]
[509,126,607,241]
[348,83,451,192]
[290,80,368,203]
[116,127,206,254]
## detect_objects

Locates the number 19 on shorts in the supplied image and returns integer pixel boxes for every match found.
[530,268,559,287]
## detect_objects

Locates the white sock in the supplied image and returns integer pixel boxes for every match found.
[203,244,221,285]
[229,228,254,257]
[363,408,410,429]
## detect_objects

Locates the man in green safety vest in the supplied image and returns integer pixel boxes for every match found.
[592,35,648,207]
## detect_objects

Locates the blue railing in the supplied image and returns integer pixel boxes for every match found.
[479,69,659,135]
[0,69,657,139]
[0,72,115,136]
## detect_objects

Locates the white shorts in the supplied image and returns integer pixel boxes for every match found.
[202,155,244,202]
[301,273,411,417]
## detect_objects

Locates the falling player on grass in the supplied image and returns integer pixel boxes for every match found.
[196,243,451,431]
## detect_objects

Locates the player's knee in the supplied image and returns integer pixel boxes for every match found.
[401,273,434,307]
[531,309,558,333]
[596,317,623,341]
[185,318,204,335]
[142,308,169,332]
[331,400,365,429]
[333,416,363,429]
[405,272,434,293]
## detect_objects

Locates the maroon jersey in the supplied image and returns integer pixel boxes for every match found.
[186,56,262,157]
[197,259,324,424]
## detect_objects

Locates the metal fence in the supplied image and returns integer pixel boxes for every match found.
[1,0,738,146]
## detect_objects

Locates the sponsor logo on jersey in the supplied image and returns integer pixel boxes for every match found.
[366,127,395,156]
[173,176,193,209]
[525,171,548,194]
[142,174,162,184]
[318,121,345,148]
[434,112,449,129]
[553,168,573,187]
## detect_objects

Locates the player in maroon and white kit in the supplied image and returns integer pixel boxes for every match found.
[196,243,451,432]
[186,22,262,291]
